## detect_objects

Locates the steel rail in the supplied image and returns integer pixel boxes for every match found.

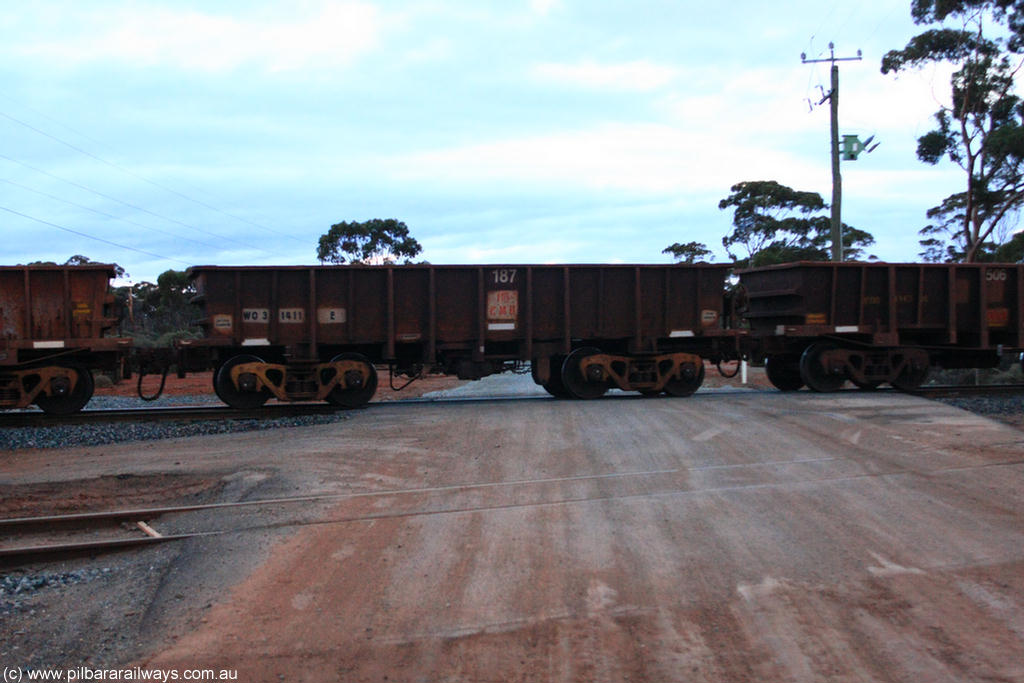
[1,466,683,533]
[0,534,201,566]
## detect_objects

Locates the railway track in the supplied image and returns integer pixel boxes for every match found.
[1,384,1023,428]
[0,403,346,428]
[0,382,1019,430]
[0,393,564,427]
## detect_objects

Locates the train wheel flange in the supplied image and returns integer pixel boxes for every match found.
[799,343,846,393]
[325,353,378,408]
[539,355,571,398]
[561,348,608,400]
[34,365,94,415]
[214,354,271,409]
[765,355,804,391]
[664,362,705,397]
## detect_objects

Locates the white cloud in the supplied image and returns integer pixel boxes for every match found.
[11,2,383,73]
[528,0,561,16]
[388,122,823,196]
[532,60,679,92]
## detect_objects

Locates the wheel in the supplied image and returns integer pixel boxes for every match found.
[35,364,94,415]
[214,354,271,409]
[543,381,572,398]
[799,343,846,392]
[324,353,378,408]
[539,355,571,398]
[560,348,608,399]
[890,357,930,391]
[764,355,804,391]
[664,361,705,397]
[543,380,572,398]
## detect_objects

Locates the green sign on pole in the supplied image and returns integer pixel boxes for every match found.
[841,134,877,160]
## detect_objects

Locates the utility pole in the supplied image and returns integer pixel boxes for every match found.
[802,43,861,261]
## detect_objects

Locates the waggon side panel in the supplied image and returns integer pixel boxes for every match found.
[0,270,27,344]
[186,264,735,363]
[0,265,122,354]
[739,262,1024,351]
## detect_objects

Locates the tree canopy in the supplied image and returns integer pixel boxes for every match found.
[662,241,713,263]
[113,268,199,346]
[717,180,875,268]
[317,218,423,265]
[882,0,1024,261]
[22,255,128,279]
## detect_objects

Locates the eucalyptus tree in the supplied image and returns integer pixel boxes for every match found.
[317,218,423,265]
[882,0,1024,262]
[715,180,874,268]
[662,241,713,263]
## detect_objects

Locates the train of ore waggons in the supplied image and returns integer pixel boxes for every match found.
[1,260,1022,414]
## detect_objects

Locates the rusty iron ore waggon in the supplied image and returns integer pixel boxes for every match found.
[176,264,741,407]
[5,260,1024,414]
[0,264,130,414]
[739,261,1024,392]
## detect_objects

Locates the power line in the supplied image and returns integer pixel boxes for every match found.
[1,178,227,252]
[0,108,306,244]
[0,91,111,152]
[0,205,191,266]
[0,152,275,255]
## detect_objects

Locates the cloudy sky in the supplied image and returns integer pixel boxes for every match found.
[0,1,975,283]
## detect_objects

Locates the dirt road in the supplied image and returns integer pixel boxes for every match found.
[5,384,1024,681]
[136,388,1024,682]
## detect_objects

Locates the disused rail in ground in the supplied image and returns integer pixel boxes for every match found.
[0,506,212,567]
[5,446,1024,568]
[1,469,681,567]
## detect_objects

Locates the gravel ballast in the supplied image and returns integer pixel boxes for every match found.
[0,396,353,451]
[935,394,1024,422]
